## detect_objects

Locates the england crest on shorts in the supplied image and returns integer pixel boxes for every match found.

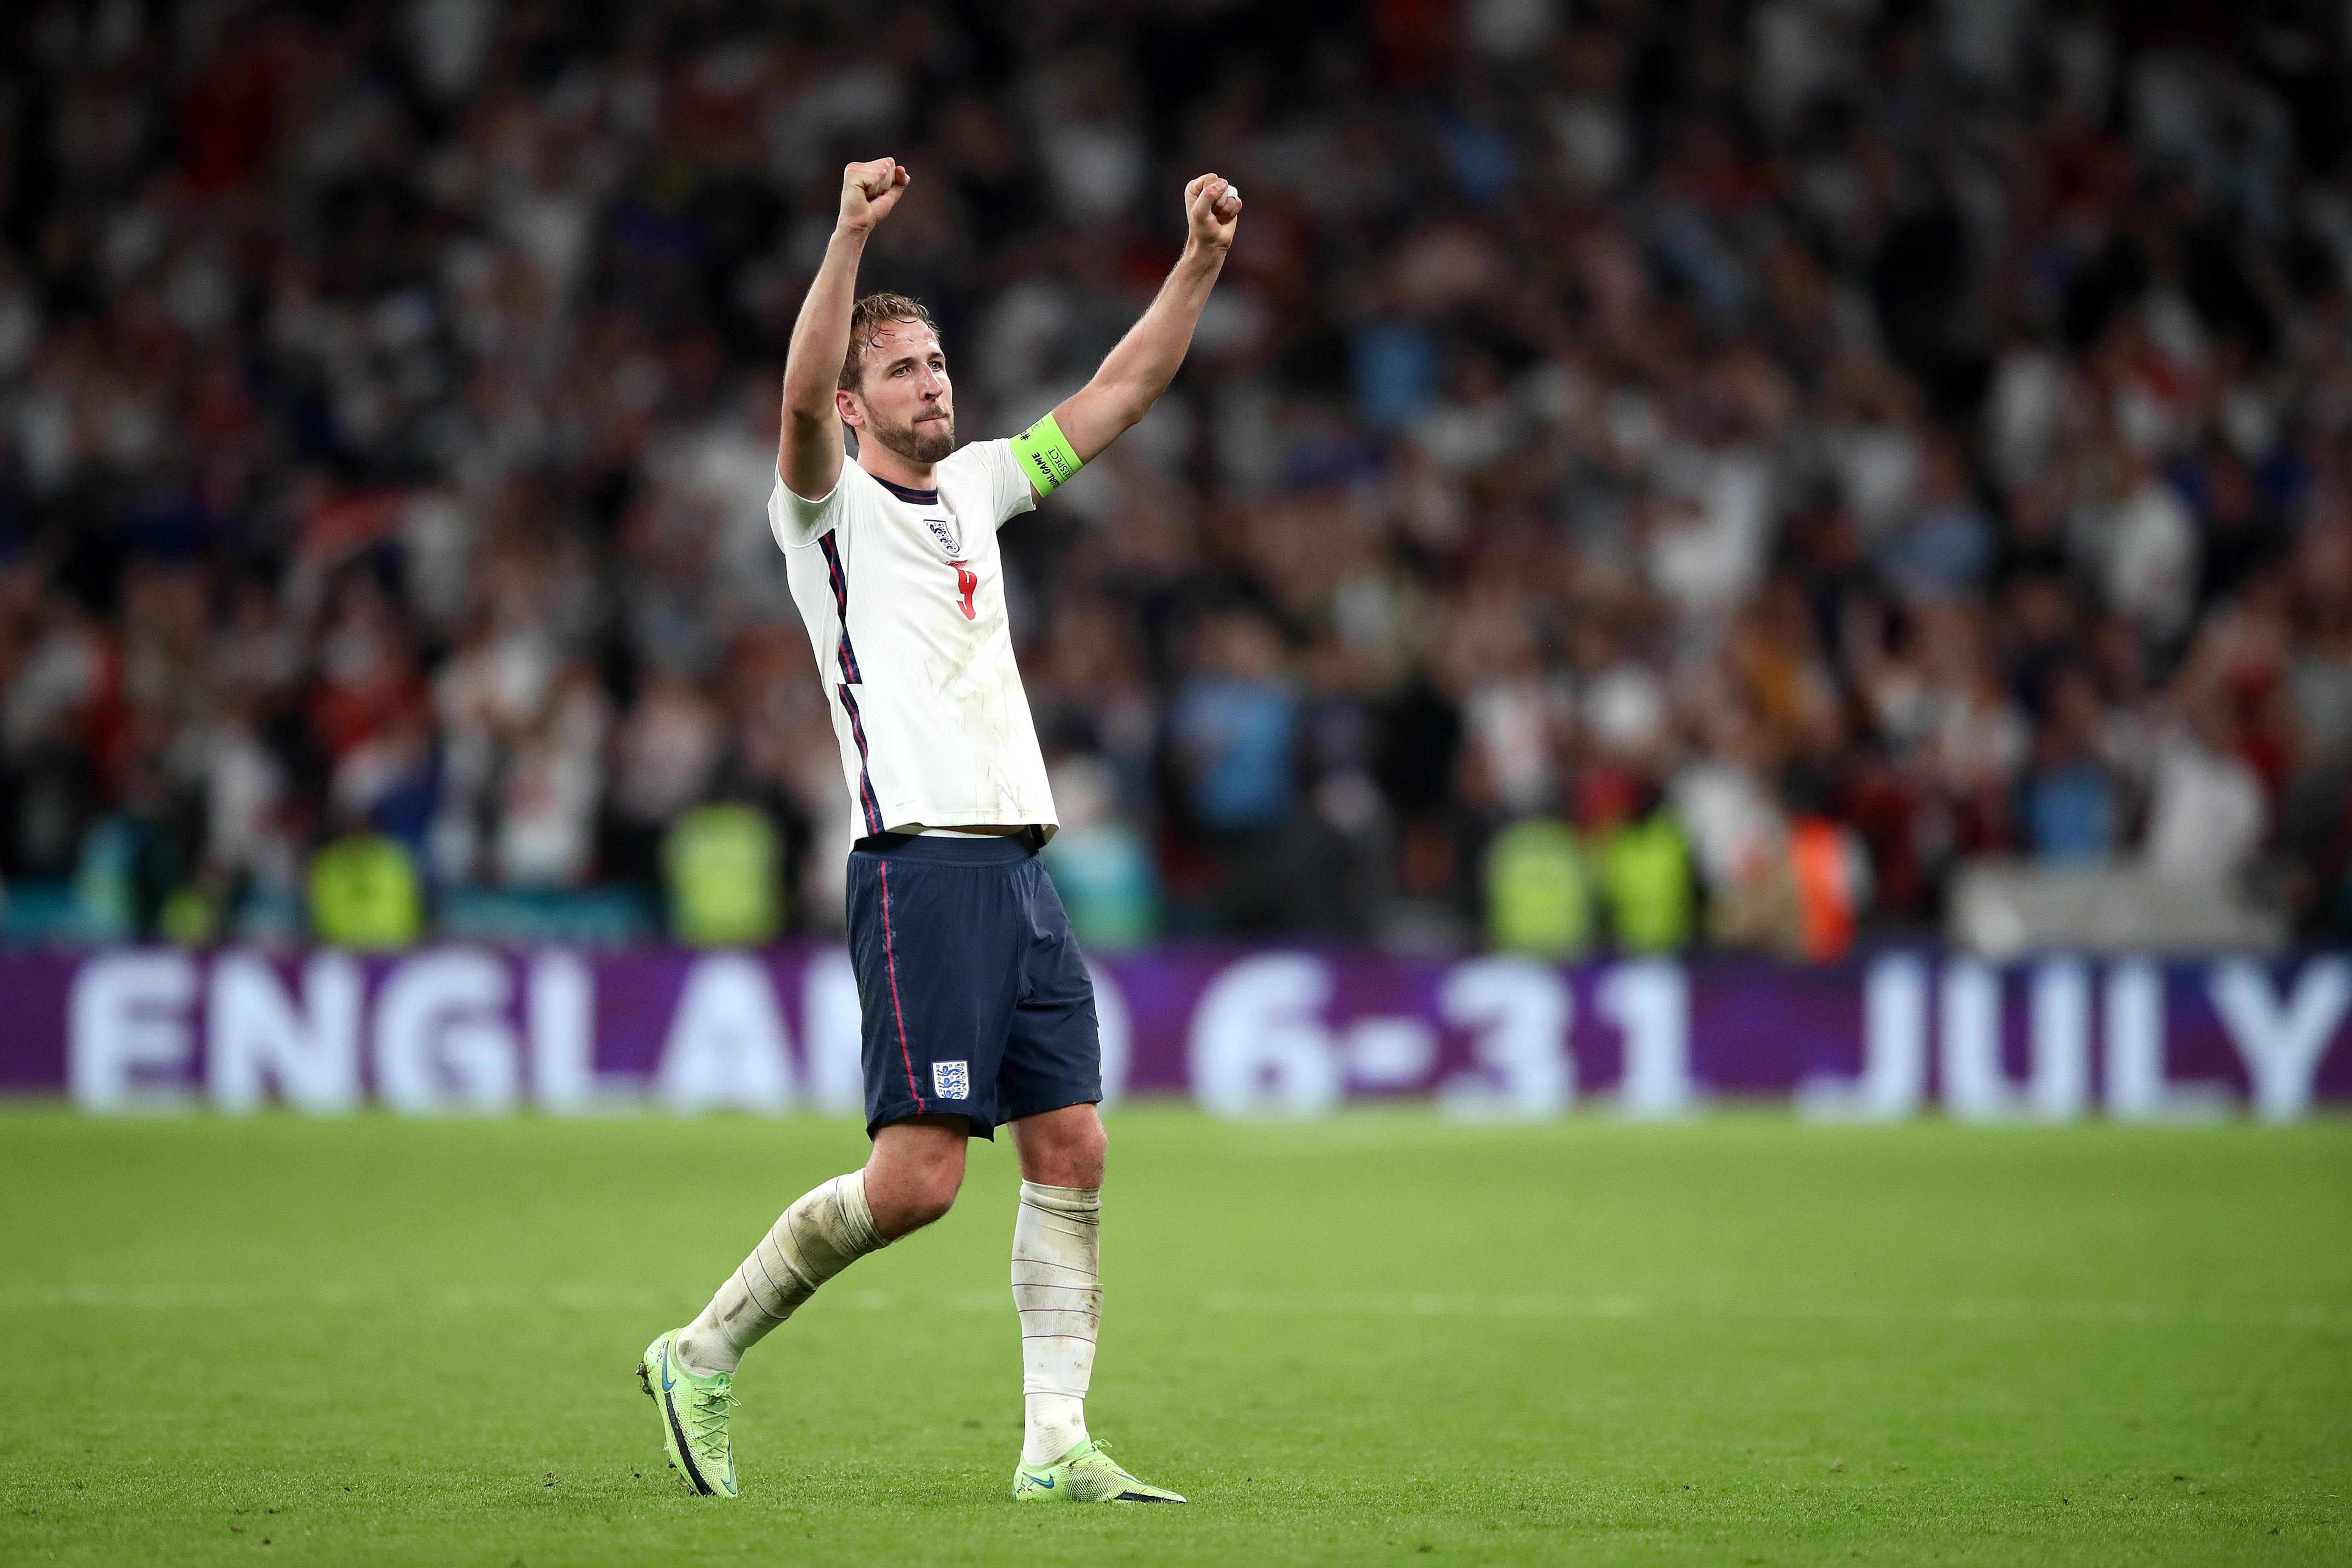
[933,1059,970,1100]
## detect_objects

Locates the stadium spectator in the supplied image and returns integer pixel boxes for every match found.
[2,0,2350,951]
[1172,606,1298,930]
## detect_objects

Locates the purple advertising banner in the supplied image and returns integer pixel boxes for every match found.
[5,945,2350,1120]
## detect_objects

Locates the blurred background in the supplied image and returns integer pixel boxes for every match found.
[2,0,2350,965]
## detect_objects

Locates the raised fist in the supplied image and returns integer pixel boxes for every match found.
[1184,173,1243,252]
[839,158,912,233]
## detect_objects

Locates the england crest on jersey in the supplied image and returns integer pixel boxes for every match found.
[933,1059,970,1100]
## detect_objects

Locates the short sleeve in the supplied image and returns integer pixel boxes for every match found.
[975,439,1038,532]
[768,468,842,551]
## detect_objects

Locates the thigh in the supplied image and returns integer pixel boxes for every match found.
[996,862,1104,1126]
[846,851,1023,1138]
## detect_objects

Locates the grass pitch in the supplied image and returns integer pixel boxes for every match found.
[0,1106,2346,1566]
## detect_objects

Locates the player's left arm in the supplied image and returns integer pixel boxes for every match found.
[1019,174,1241,493]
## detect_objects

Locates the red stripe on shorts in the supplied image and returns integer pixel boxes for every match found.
[877,862,923,1113]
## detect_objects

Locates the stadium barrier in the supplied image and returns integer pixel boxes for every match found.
[6,946,2348,1121]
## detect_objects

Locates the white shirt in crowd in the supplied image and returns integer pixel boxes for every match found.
[2143,727,2266,878]
[769,438,1057,841]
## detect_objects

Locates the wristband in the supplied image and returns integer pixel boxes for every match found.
[1010,413,1084,495]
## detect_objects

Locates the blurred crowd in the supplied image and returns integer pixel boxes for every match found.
[5,0,2352,955]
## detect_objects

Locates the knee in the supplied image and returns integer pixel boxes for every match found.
[873,1169,960,1241]
[866,1125,969,1239]
[904,1160,964,1228]
[1041,1120,1108,1189]
[1076,1120,1109,1184]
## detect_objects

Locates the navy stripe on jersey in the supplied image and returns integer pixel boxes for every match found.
[816,530,862,684]
[817,529,881,832]
[838,684,883,835]
[873,476,940,504]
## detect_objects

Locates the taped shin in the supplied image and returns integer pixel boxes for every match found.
[677,1172,887,1376]
[1013,1180,1102,1465]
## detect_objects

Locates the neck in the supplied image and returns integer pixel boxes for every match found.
[858,444,937,494]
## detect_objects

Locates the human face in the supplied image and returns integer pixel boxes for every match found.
[843,321,954,465]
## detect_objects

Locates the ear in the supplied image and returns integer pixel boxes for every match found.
[835,386,864,428]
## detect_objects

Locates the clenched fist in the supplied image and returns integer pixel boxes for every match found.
[838,157,912,234]
[1184,173,1243,253]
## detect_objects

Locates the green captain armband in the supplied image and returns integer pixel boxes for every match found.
[1010,413,1084,495]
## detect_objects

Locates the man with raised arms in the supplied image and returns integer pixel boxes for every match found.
[637,155,1242,1503]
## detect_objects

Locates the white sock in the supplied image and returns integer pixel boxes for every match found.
[1013,1180,1101,1465]
[677,1171,887,1377]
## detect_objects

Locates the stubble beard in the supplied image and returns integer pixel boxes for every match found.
[868,409,955,465]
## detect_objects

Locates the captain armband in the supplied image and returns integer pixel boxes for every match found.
[1010,413,1084,495]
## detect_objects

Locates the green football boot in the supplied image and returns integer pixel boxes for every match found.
[637,1329,739,1498]
[1012,1438,1187,1503]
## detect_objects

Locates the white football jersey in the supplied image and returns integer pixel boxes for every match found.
[769,439,1056,841]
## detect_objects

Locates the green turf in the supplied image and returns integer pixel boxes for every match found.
[0,1105,2346,1565]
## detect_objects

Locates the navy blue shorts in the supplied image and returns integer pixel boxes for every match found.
[844,833,1101,1140]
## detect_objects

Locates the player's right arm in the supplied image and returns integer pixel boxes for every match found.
[777,157,912,505]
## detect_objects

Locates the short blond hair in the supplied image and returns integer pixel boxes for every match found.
[839,293,936,392]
